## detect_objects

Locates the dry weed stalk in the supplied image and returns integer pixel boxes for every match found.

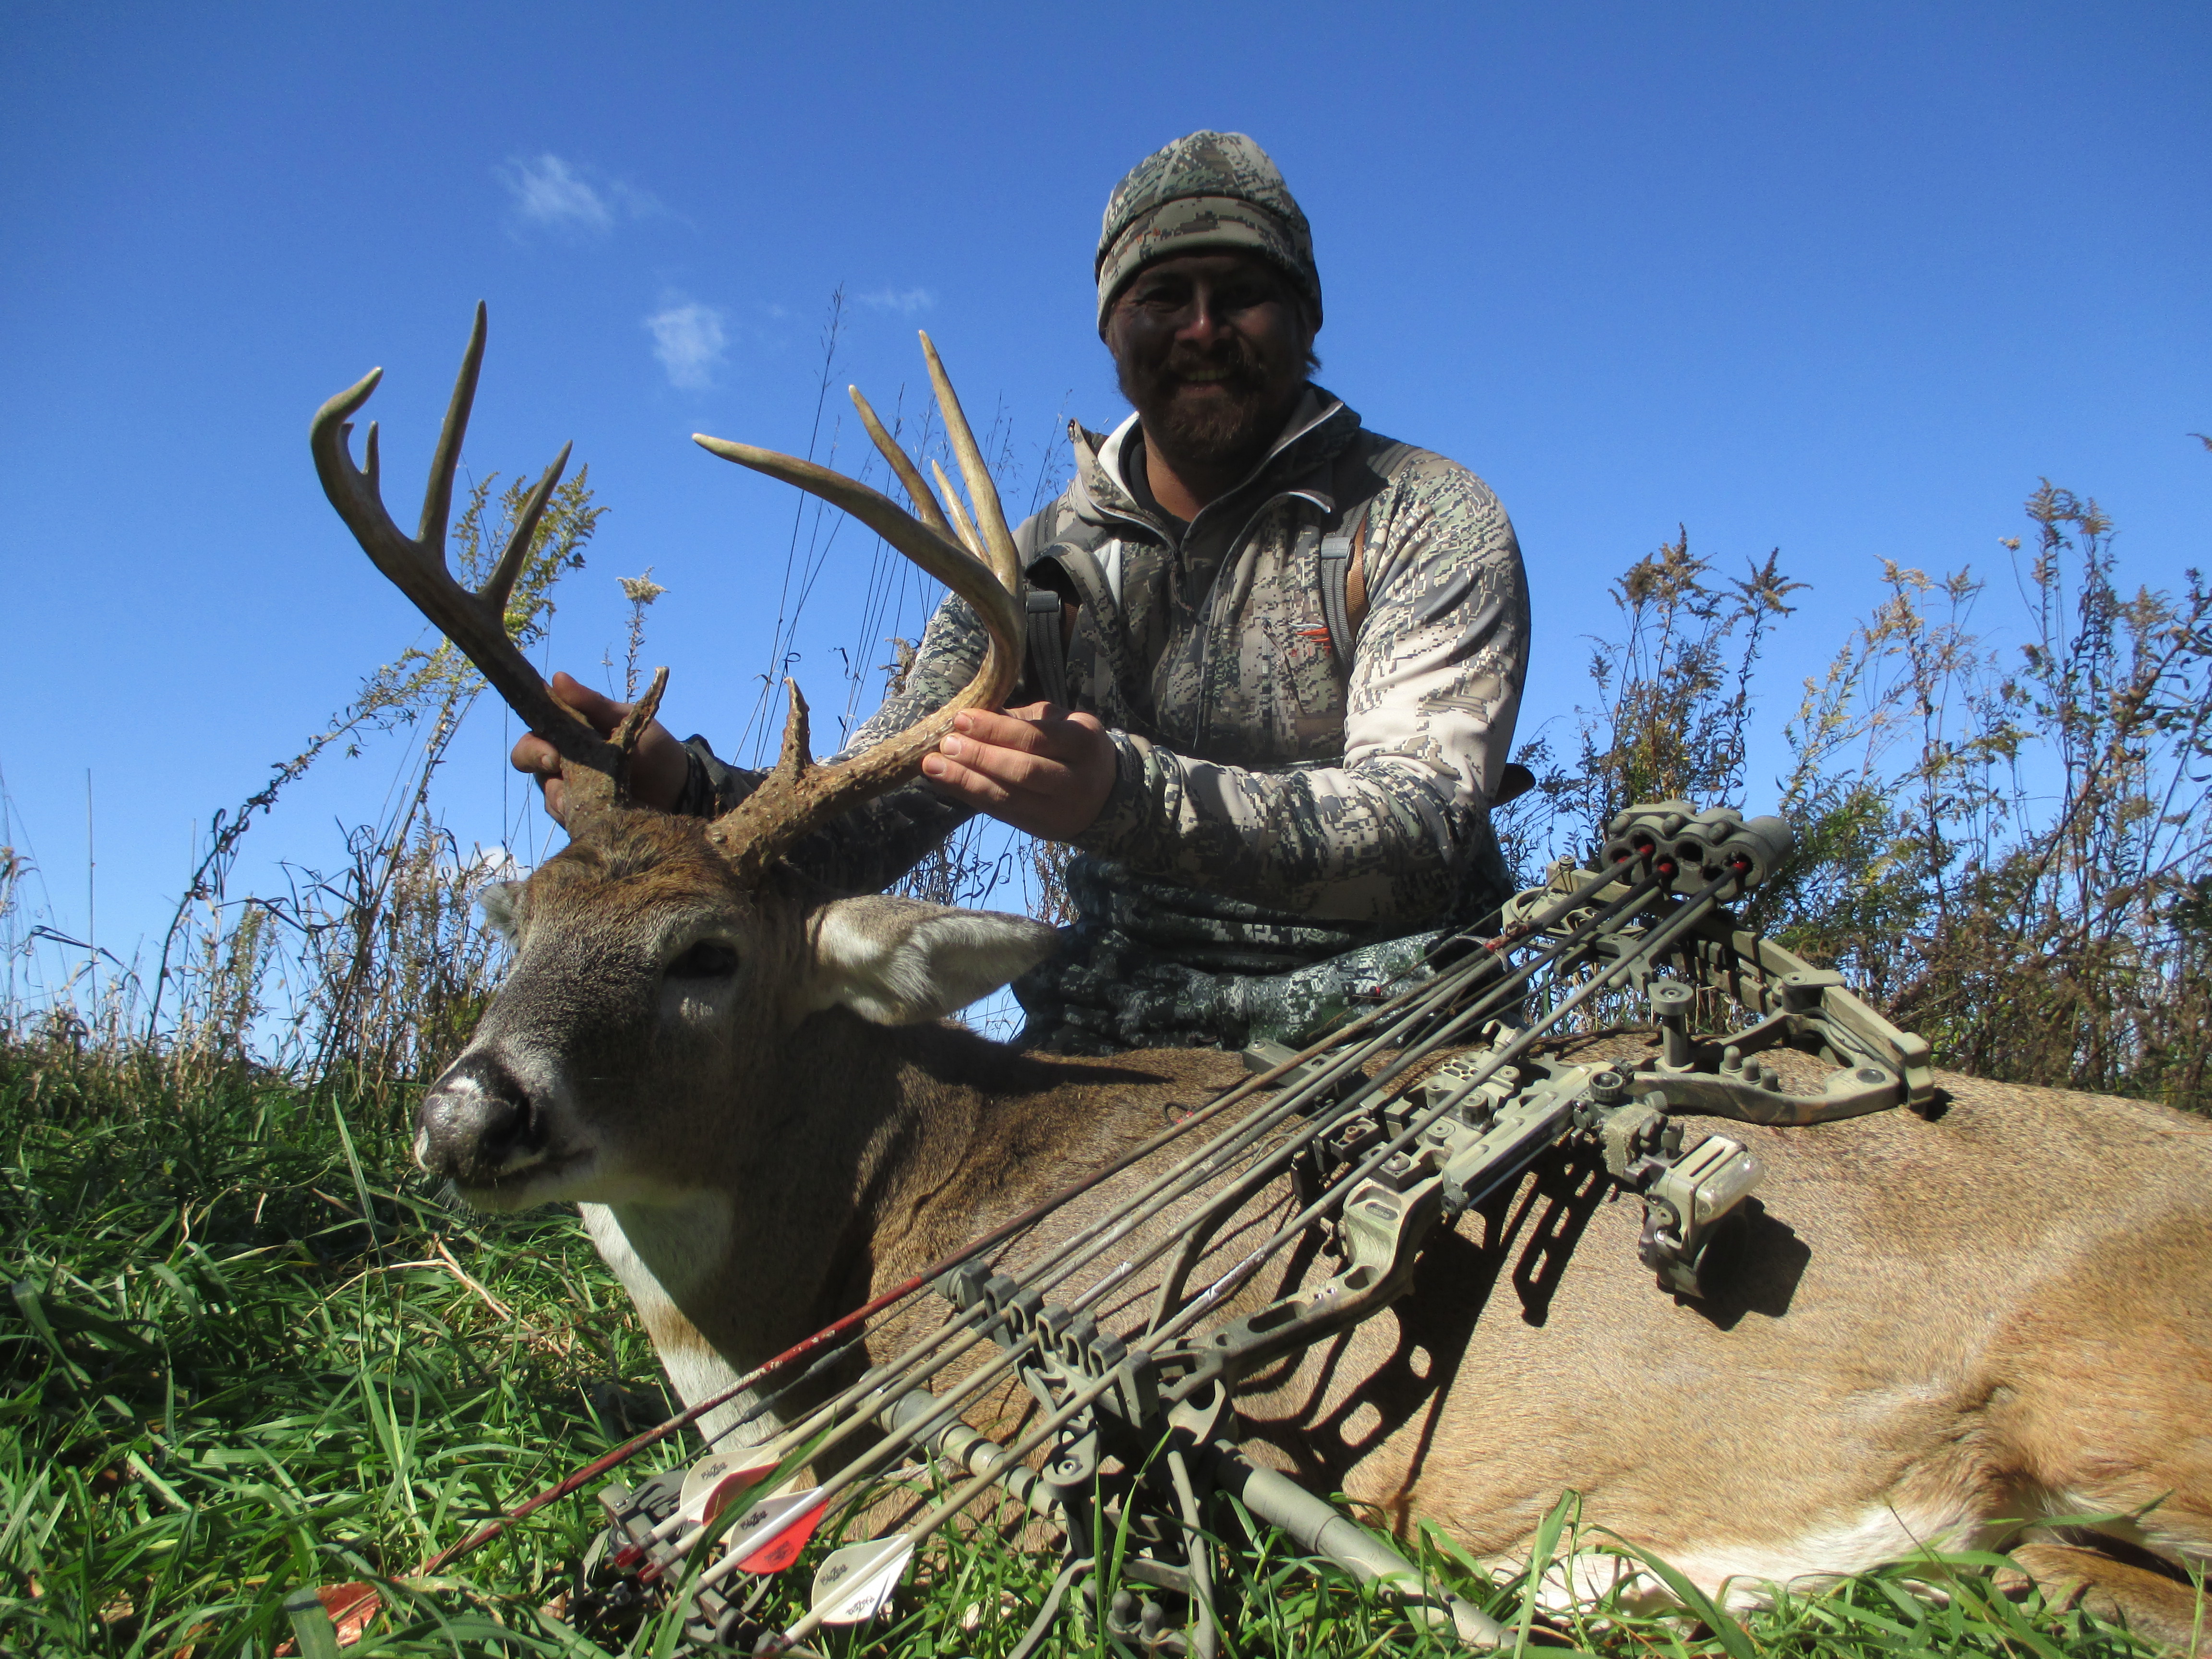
[2,467,601,1123]
[1508,476,2210,1112]
[614,568,668,699]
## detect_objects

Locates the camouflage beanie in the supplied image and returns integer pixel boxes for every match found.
[1094,131,1320,336]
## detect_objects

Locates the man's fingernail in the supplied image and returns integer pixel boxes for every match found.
[923,755,946,777]
[942,736,964,758]
[953,712,972,732]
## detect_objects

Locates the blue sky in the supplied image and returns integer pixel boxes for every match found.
[2,1,2206,989]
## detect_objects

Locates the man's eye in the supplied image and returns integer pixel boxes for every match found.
[667,941,740,979]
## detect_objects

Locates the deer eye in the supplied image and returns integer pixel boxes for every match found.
[666,940,740,980]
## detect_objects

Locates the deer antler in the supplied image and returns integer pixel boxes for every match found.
[691,331,1025,880]
[310,303,666,822]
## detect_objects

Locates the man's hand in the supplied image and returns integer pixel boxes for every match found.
[510,671,690,826]
[921,703,1117,841]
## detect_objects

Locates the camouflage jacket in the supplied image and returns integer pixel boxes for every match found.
[685,389,1528,919]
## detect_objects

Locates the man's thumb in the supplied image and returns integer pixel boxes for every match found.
[547,671,627,736]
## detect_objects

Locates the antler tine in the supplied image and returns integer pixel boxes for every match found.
[689,434,1021,653]
[769,677,813,773]
[362,412,384,497]
[418,301,488,549]
[691,360,1024,876]
[919,331,1022,596]
[931,458,986,562]
[312,308,656,818]
[483,441,573,618]
[848,386,957,545]
[613,666,671,758]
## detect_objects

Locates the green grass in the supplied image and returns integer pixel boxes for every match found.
[0,1047,2174,1658]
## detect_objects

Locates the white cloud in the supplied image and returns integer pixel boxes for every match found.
[646,298,729,390]
[857,286,936,316]
[445,844,526,887]
[499,153,663,236]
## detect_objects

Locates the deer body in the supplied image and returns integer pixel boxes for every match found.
[420,813,2212,1643]
[319,319,2210,1646]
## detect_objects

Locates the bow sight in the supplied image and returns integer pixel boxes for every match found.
[573,803,1933,1656]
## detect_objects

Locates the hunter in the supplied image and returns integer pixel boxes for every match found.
[516,130,1532,1056]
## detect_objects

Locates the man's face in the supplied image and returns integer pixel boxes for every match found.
[1106,252,1315,474]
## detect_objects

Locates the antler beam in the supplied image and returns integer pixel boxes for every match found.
[310,303,664,820]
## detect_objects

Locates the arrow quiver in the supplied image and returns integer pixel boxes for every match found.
[576,801,1935,1655]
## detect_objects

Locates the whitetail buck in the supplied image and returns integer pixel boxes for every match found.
[313,309,2212,1648]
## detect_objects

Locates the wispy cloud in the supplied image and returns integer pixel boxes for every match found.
[499,153,663,236]
[646,297,729,390]
[857,286,936,316]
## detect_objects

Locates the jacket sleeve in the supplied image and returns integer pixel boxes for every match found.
[1071,453,1529,923]
[676,587,989,892]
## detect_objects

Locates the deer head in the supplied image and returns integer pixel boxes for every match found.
[312,305,1055,1213]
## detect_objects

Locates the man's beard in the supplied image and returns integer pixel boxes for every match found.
[1118,335,1305,476]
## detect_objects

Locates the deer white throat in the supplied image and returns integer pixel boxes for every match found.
[579,1196,770,1446]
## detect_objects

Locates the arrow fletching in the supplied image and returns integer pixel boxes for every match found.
[677,1455,773,1527]
[811,1533,914,1624]
[725,1487,828,1575]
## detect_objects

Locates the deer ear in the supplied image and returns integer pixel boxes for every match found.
[803,897,1060,1025]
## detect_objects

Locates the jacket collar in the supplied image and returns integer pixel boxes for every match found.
[1067,385,1361,541]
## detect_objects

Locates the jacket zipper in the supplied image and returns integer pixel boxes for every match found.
[1082,398,1346,752]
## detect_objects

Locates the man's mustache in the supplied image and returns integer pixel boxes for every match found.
[1158,340,1265,389]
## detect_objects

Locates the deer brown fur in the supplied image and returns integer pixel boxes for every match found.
[413,805,2212,1648]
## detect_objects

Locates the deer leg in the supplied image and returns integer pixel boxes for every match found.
[2005,1541,2208,1655]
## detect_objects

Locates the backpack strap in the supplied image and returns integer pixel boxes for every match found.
[1011,509,1074,709]
[1024,584,1072,709]
[1317,522,1359,675]
[1316,438,1419,673]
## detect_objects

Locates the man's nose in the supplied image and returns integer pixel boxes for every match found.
[1172,283,1229,343]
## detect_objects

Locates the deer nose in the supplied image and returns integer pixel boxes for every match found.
[417,1055,545,1181]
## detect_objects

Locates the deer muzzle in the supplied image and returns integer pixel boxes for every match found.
[417,1053,550,1189]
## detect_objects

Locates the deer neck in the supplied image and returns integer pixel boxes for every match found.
[576,1011,1009,1439]
[748,1012,1046,1289]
